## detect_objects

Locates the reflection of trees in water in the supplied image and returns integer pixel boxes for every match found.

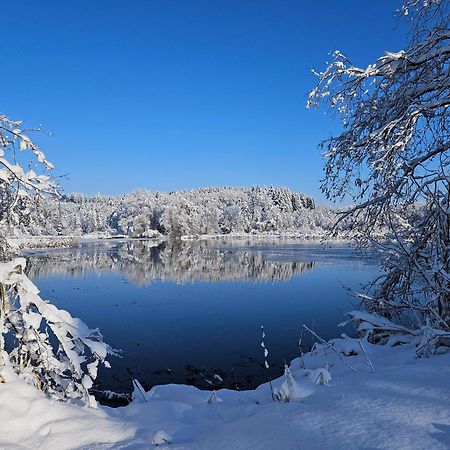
[26,240,315,284]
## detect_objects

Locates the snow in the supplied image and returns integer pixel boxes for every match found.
[8,236,78,250]
[0,368,134,449]
[1,334,450,449]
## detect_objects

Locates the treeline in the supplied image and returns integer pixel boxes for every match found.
[11,186,338,238]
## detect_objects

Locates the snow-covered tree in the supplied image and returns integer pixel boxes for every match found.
[0,113,111,406]
[308,0,450,330]
[0,115,57,257]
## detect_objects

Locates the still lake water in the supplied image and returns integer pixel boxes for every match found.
[25,239,378,394]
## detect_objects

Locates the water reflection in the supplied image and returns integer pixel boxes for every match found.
[25,240,376,397]
[25,239,315,284]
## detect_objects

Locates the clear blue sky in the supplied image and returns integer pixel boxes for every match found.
[1,1,405,203]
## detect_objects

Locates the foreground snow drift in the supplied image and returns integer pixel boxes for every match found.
[1,336,450,449]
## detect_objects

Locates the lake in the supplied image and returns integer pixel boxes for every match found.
[24,239,378,396]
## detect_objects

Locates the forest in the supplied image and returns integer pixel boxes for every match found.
[5,186,336,239]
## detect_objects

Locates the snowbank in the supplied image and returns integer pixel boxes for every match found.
[1,335,449,449]
[8,236,78,250]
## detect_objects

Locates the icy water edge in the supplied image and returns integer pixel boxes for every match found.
[25,239,378,397]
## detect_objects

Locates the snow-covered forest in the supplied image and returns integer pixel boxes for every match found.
[5,187,337,239]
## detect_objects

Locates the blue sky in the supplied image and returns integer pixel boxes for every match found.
[1,1,406,203]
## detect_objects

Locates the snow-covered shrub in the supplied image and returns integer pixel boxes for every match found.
[274,364,303,402]
[0,258,112,407]
[346,310,417,347]
[307,367,332,385]
[347,310,450,358]
[152,431,173,446]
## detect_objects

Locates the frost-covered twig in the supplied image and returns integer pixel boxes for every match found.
[298,326,305,369]
[261,325,275,401]
[357,339,375,372]
[207,390,218,405]
[132,379,149,402]
[302,325,358,373]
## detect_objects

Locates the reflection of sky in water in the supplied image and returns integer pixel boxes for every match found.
[26,240,378,393]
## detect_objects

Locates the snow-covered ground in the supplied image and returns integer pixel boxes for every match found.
[1,334,449,449]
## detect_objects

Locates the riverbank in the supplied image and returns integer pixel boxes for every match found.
[7,231,349,253]
[1,325,449,449]
[7,235,80,251]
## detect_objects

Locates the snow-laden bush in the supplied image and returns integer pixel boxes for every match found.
[346,310,450,358]
[0,258,111,407]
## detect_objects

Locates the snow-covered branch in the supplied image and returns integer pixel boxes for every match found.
[309,0,450,331]
[0,258,112,407]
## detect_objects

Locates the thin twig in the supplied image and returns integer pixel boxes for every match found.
[358,339,375,372]
[302,325,358,373]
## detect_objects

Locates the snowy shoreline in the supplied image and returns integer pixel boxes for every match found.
[8,231,349,252]
[1,326,449,449]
